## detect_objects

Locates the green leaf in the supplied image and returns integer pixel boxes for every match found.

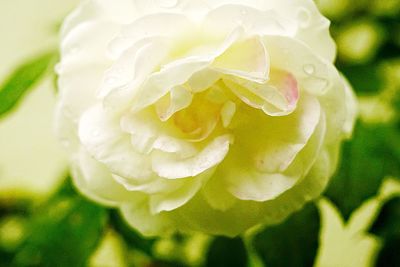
[370,197,400,267]
[12,178,108,267]
[0,52,57,119]
[374,236,400,267]
[324,122,400,219]
[253,203,320,267]
[109,209,156,257]
[339,64,384,95]
[205,236,248,267]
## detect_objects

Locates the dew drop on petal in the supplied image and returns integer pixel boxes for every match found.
[303,64,315,75]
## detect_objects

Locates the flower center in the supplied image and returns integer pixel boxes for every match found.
[173,88,223,140]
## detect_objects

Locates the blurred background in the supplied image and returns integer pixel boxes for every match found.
[0,0,399,266]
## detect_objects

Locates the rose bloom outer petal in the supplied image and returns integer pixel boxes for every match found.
[56,0,357,237]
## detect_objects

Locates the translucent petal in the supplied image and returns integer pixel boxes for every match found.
[212,36,269,82]
[121,197,175,236]
[224,69,299,116]
[149,177,204,213]
[156,85,193,121]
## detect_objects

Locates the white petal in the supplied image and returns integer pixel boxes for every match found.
[150,176,205,213]
[186,69,220,92]
[203,0,336,62]
[61,0,135,39]
[109,13,194,58]
[152,135,232,179]
[202,175,237,211]
[98,37,171,99]
[212,36,270,82]
[262,35,338,95]
[72,149,135,206]
[156,85,193,121]
[121,197,175,236]
[218,94,322,201]
[120,109,197,157]
[60,20,117,74]
[221,101,237,128]
[202,4,296,38]
[224,69,299,116]
[341,76,358,138]
[129,27,244,112]
[78,104,153,179]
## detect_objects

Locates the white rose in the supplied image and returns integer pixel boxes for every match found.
[55,0,357,236]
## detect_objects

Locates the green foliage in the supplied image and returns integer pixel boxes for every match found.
[325,122,400,219]
[252,203,320,267]
[205,236,248,267]
[339,64,384,94]
[370,197,400,266]
[11,179,108,267]
[0,52,57,119]
[109,209,156,257]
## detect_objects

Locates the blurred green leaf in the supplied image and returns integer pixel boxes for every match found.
[325,122,400,219]
[109,209,156,257]
[374,236,400,267]
[0,52,57,119]
[252,203,320,267]
[205,236,248,267]
[339,64,384,94]
[369,197,400,267]
[12,178,108,267]
[370,197,400,239]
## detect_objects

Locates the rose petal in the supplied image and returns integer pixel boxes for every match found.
[212,36,270,82]
[72,149,135,206]
[151,135,232,179]
[218,94,322,201]
[79,104,153,179]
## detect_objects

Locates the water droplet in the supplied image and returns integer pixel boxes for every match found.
[297,7,311,28]
[157,0,178,8]
[303,64,315,75]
